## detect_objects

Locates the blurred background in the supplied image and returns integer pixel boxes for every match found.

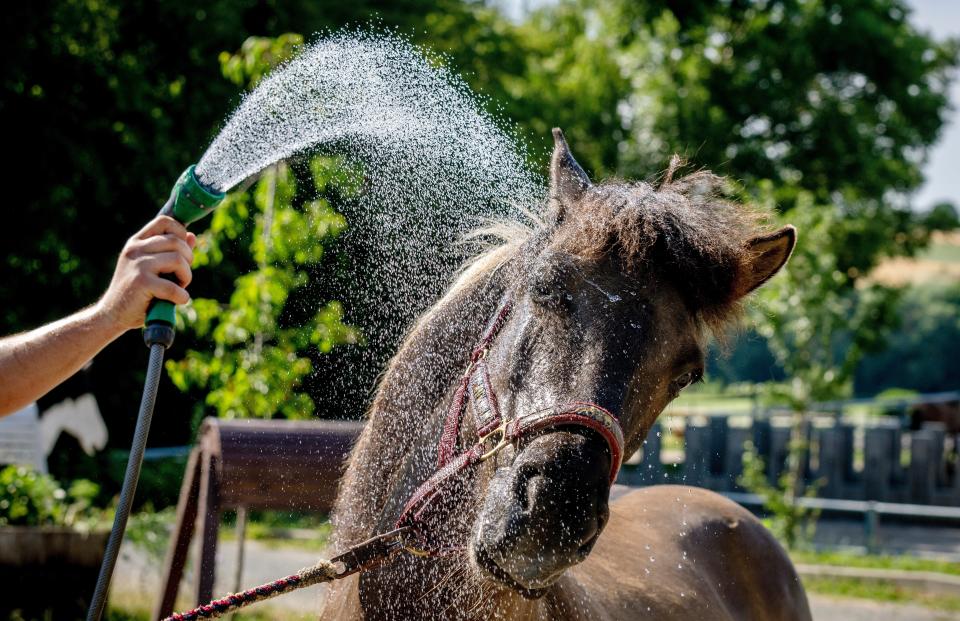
[1,1,959,620]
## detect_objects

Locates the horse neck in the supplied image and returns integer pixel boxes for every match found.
[331,257,512,548]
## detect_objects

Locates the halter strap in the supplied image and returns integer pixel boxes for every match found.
[437,301,513,468]
[398,298,625,556]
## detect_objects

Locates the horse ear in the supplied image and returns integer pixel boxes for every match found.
[733,225,797,298]
[550,128,592,221]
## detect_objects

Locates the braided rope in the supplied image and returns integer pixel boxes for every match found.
[163,559,339,620]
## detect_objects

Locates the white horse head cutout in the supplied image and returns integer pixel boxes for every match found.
[40,394,108,456]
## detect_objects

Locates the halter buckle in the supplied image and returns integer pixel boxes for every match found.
[479,420,510,461]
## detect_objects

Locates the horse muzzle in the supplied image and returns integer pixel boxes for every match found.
[470,428,613,594]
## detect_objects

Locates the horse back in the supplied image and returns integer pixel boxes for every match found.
[568,485,812,621]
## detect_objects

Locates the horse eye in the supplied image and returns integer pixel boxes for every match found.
[531,278,565,307]
[672,370,702,392]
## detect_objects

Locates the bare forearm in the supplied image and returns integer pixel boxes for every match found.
[0,215,194,417]
[0,303,124,416]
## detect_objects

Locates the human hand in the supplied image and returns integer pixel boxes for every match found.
[97,216,197,331]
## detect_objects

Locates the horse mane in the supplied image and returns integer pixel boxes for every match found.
[452,166,768,336]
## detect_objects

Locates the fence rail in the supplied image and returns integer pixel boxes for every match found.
[619,410,960,507]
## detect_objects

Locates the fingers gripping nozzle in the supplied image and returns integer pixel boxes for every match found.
[144,165,225,347]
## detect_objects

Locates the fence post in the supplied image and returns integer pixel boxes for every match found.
[708,416,728,486]
[865,500,879,555]
[724,424,751,491]
[864,420,898,502]
[908,429,938,504]
[816,423,842,497]
[768,420,792,485]
[683,418,710,487]
[752,417,771,460]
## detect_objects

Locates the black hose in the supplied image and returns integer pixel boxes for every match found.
[87,343,166,621]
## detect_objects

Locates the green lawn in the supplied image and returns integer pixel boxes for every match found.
[218,516,333,552]
[791,550,960,576]
[922,240,960,263]
[666,393,758,414]
[802,576,960,612]
[793,550,960,612]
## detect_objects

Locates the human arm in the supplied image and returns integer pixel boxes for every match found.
[0,216,196,416]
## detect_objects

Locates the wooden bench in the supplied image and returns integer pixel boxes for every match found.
[153,417,364,620]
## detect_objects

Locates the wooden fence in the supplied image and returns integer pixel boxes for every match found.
[619,415,960,507]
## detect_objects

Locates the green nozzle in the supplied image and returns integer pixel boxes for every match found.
[145,165,224,333]
[162,165,225,225]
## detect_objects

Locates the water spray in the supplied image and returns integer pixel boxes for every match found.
[86,166,224,621]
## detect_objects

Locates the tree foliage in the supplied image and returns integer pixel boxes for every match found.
[750,192,903,406]
[739,442,821,550]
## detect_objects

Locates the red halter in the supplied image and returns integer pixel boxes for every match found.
[395,299,625,556]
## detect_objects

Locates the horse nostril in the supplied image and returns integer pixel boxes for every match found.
[515,464,544,513]
[522,477,549,515]
[576,499,608,556]
[577,535,596,558]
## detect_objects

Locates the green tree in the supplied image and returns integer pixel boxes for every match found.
[739,442,821,550]
[500,0,958,396]
[751,193,903,407]
[737,194,902,549]
[855,282,960,395]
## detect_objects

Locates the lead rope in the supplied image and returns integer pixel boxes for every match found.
[162,528,409,620]
[162,560,338,620]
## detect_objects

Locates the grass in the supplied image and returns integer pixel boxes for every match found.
[218,514,334,551]
[791,549,960,576]
[922,240,960,264]
[802,576,960,612]
[792,550,960,612]
[666,393,758,415]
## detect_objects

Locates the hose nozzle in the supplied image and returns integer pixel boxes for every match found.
[145,166,225,335]
[160,165,225,225]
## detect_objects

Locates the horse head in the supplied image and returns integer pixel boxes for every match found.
[469,129,796,594]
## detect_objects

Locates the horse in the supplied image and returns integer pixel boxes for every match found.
[40,393,108,457]
[321,129,810,620]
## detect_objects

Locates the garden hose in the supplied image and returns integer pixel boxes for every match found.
[86,344,165,621]
[87,167,225,621]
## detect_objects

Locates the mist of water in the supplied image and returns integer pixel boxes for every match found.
[192,30,547,412]
[195,30,542,214]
